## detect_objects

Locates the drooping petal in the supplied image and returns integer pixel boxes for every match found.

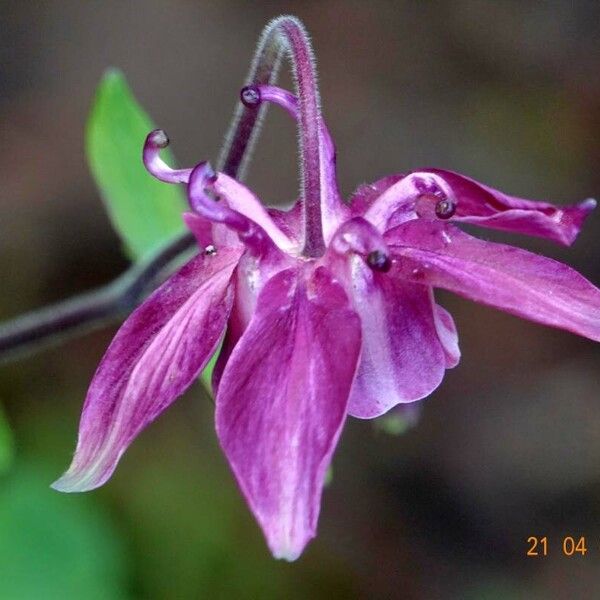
[52,247,242,492]
[337,257,446,419]
[216,266,361,560]
[387,220,600,341]
[417,168,596,246]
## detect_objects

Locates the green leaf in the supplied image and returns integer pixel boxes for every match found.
[87,68,187,260]
[0,463,128,599]
[0,403,14,476]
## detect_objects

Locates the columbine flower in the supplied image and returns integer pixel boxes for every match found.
[53,16,600,561]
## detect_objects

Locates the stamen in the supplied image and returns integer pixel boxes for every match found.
[143,129,192,184]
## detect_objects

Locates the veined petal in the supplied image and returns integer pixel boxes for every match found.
[387,220,600,342]
[339,257,446,419]
[216,266,361,561]
[53,247,242,492]
[419,169,596,246]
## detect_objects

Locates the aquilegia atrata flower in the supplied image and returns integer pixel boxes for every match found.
[53,16,600,561]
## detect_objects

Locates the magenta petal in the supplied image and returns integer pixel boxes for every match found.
[182,211,213,248]
[421,168,596,245]
[52,247,242,492]
[212,250,294,393]
[342,260,446,419]
[387,220,600,342]
[431,297,460,368]
[216,266,361,560]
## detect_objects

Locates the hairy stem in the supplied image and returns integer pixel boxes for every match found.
[219,16,326,256]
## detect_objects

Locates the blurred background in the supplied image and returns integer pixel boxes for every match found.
[1,1,599,598]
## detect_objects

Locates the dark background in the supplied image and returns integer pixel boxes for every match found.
[1,1,599,598]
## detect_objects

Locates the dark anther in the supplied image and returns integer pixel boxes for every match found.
[204,245,217,256]
[151,129,169,148]
[435,198,456,219]
[240,85,261,108]
[367,250,391,272]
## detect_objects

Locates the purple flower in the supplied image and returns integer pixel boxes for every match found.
[53,17,600,561]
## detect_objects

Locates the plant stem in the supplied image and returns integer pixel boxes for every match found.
[0,234,194,363]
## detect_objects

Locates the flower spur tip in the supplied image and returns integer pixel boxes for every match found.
[367,250,392,272]
[240,85,261,108]
[580,198,597,211]
[147,128,169,148]
[143,129,192,183]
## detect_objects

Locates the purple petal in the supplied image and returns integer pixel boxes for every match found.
[216,266,361,560]
[387,220,600,342]
[212,250,294,393]
[52,247,242,492]
[182,211,213,248]
[338,259,446,419]
[214,173,297,252]
[420,168,596,246]
[431,296,461,368]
